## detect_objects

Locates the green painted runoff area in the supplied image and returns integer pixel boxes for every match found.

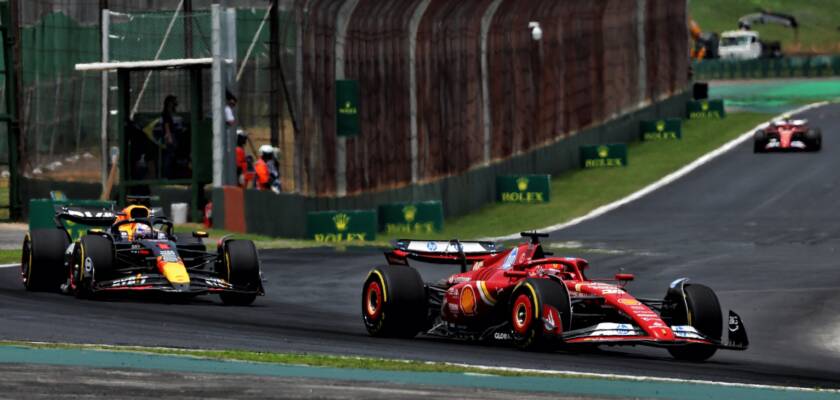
[0,346,836,400]
[711,80,840,114]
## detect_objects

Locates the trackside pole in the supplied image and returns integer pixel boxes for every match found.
[101,9,110,194]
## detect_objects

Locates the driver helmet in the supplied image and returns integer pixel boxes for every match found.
[133,223,153,239]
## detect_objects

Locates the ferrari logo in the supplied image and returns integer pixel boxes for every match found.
[333,213,351,232]
[402,205,417,223]
[516,177,529,192]
[597,145,609,158]
[656,120,665,132]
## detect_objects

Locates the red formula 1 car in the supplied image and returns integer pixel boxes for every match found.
[362,233,748,361]
[753,117,822,153]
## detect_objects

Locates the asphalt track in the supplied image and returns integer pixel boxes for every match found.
[1,105,840,389]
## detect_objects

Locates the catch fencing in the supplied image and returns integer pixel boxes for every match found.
[14,0,688,198]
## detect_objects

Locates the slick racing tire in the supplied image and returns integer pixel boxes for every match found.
[72,235,114,299]
[21,229,69,292]
[752,130,766,153]
[666,283,722,362]
[362,266,428,338]
[218,240,261,306]
[805,128,822,152]
[509,278,571,351]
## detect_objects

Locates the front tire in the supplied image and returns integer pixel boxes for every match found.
[806,128,822,152]
[666,283,722,362]
[218,240,261,306]
[21,229,69,292]
[362,266,428,338]
[753,130,767,153]
[510,278,571,351]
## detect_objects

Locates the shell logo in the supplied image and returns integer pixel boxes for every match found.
[460,285,477,315]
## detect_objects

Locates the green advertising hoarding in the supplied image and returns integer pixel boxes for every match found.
[336,80,360,136]
[640,118,682,141]
[687,99,726,119]
[580,144,628,169]
[378,201,444,234]
[496,175,551,203]
[307,209,377,242]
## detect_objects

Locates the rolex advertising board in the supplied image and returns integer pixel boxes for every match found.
[496,175,551,203]
[336,80,360,136]
[640,118,682,141]
[579,144,628,169]
[687,99,725,119]
[306,210,377,242]
[378,201,444,234]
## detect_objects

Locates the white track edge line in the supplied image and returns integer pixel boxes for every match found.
[485,101,830,241]
[0,263,19,269]
[441,361,839,393]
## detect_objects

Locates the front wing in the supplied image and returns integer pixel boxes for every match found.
[93,271,261,295]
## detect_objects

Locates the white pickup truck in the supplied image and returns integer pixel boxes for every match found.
[717,30,782,60]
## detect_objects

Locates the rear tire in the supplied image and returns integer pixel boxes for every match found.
[218,240,261,306]
[21,229,69,292]
[362,266,428,338]
[510,278,571,351]
[72,235,114,299]
[667,284,722,362]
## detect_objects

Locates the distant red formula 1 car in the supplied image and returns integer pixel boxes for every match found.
[362,233,748,361]
[754,117,821,153]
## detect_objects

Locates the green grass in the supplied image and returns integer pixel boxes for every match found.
[381,112,772,241]
[690,0,840,54]
[0,249,20,264]
[0,340,588,379]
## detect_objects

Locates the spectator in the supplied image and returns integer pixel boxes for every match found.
[224,91,238,128]
[235,129,255,187]
[255,145,281,194]
[160,95,179,179]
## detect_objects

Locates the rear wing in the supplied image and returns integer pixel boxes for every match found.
[54,205,117,228]
[385,239,502,268]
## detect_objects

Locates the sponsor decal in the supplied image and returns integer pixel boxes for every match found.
[402,205,417,223]
[476,281,497,306]
[460,285,477,315]
[313,233,368,242]
[493,332,512,341]
[160,250,179,263]
[427,241,438,251]
[333,213,350,232]
[642,119,680,141]
[618,298,640,306]
[338,101,357,116]
[84,257,92,273]
[729,314,741,332]
[498,175,550,203]
[111,274,148,287]
[448,276,470,285]
[501,248,519,270]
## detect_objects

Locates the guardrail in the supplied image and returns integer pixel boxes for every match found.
[692,56,840,80]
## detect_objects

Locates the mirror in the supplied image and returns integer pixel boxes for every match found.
[615,273,634,282]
